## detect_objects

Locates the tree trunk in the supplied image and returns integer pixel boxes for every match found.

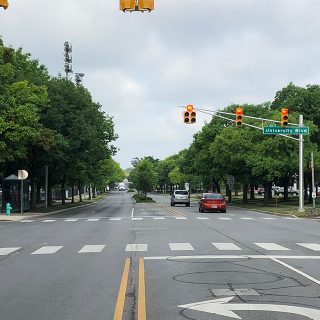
[36,185,41,203]
[89,185,92,200]
[250,184,255,200]
[78,184,83,202]
[30,177,37,209]
[48,175,53,207]
[61,180,66,205]
[283,176,289,201]
[264,183,270,205]
[304,176,308,199]
[71,185,75,203]
[93,186,96,198]
[308,173,313,203]
[242,183,248,203]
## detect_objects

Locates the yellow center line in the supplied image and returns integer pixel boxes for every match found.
[113,258,131,320]
[156,203,186,217]
[138,258,147,320]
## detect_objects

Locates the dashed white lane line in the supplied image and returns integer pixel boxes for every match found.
[132,218,143,221]
[255,243,290,251]
[78,245,106,253]
[42,220,56,223]
[240,217,254,220]
[212,243,242,251]
[174,217,187,220]
[218,217,231,220]
[297,243,320,251]
[153,217,165,220]
[65,219,78,222]
[126,244,148,252]
[31,246,63,255]
[196,217,209,220]
[86,219,100,222]
[263,217,276,220]
[20,220,34,223]
[109,218,122,221]
[0,247,21,255]
[131,207,135,218]
[169,243,195,251]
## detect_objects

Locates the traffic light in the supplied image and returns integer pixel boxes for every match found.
[0,0,9,9]
[183,105,196,124]
[281,108,289,127]
[235,107,244,127]
[120,0,136,11]
[138,0,154,11]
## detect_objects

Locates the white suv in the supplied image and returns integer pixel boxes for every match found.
[171,190,190,207]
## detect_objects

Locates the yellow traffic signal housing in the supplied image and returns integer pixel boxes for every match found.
[183,105,196,124]
[235,107,244,127]
[281,108,289,127]
[0,0,9,9]
[138,0,154,11]
[183,110,190,124]
[120,0,136,12]
[190,110,196,124]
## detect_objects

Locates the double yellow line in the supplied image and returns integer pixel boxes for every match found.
[113,258,146,320]
[156,203,186,217]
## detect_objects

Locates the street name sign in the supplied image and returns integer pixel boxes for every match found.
[263,126,309,135]
[178,296,320,319]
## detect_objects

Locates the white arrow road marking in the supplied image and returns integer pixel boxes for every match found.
[178,296,320,319]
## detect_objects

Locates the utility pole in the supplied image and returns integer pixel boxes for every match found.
[64,42,73,79]
[298,115,305,212]
[311,152,317,215]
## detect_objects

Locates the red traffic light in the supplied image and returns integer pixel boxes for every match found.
[235,107,244,127]
[281,108,289,126]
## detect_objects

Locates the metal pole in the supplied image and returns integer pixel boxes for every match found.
[311,152,317,215]
[298,115,305,212]
[45,165,48,209]
[21,180,24,214]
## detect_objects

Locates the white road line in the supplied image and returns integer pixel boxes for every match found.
[65,219,78,222]
[131,207,135,218]
[196,217,209,220]
[212,243,242,251]
[169,243,195,251]
[263,217,276,220]
[31,246,63,255]
[42,220,56,223]
[78,245,106,253]
[153,217,165,220]
[20,220,34,223]
[125,244,148,252]
[0,247,21,255]
[132,217,143,221]
[283,217,299,220]
[174,217,187,220]
[297,243,320,251]
[86,218,100,222]
[271,258,320,285]
[218,217,231,220]
[255,243,290,251]
[144,255,320,260]
[109,218,122,221]
[240,217,254,220]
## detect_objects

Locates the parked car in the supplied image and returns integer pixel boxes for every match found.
[199,193,227,213]
[171,190,190,207]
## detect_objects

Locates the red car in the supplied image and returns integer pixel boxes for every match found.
[199,193,227,213]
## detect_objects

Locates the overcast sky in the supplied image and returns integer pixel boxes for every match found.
[1,0,320,169]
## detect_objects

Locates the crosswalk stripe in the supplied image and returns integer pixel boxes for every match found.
[87,219,100,222]
[174,217,187,220]
[153,217,165,220]
[212,243,242,251]
[132,218,143,221]
[169,243,195,251]
[109,218,122,221]
[65,219,78,222]
[255,243,290,251]
[196,217,209,220]
[20,220,34,223]
[31,246,63,255]
[218,217,231,220]
[297,243,320,251]
[0,247,21,255]
[42,220,56,223]
[78,245,106,253]
[126,244,148,252]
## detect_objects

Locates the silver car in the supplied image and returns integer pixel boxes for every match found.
[170,190,190,207]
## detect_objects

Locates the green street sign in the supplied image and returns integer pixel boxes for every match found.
[263,126,310,135]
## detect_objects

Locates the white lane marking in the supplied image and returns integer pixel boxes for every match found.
[132,217,143,221]
[218,217,231,220]
[255,243,290,251]
[31,246,63,255]
[283,217,299,220]
[144,255,320,260]
[153,217,165,220]
[174,217,187,220]
[125,244,148,252]
[87,218,100,222]
[297,243,320,251]
[78,245,105,253]
[0,247,21,255]
[131,207,135,218]
[263,217,276,220]
[169,243,195,251]
[20,220,34,223]
[65,219,78,222]
[196,217,209,220]
[271,257,320,285]
[212,243,242,251]
[109,218,122,221]
[42,220,56,223]
[240,217,254,220]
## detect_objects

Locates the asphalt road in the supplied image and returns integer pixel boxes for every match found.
[0,191,319,320]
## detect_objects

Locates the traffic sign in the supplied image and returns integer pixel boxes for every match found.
[263,126,309,135]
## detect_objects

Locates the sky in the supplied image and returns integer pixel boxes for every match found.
[1,0,320,169]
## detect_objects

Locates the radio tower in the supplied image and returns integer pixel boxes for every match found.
[64,41,73,79]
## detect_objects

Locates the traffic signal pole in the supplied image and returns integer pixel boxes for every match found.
[298,114,305,212]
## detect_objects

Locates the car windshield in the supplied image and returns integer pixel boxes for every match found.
[175,191,188,195]
[204,194,224,199]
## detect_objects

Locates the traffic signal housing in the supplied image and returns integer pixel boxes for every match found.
[183,105,196,124]
[235,107,244,127]
[0,0,9,9]
[281,108,289,127]
[138,0,154,11]
[120,0,136,11]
